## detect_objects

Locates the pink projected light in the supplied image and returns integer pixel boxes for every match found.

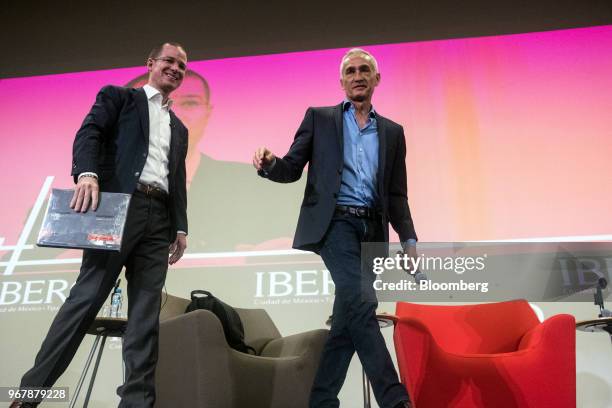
[1,25,611,254]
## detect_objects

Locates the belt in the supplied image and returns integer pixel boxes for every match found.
[135,182,168,201]
[334,205,377,219]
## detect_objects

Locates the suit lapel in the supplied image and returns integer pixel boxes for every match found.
[135,88,150,145]
[376,114,387,198]
[334,103,344,159]
[169,111,179,181]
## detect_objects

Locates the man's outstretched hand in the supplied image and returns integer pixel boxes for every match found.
[252,147,276,171]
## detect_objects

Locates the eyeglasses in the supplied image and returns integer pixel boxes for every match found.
[153,56,187,71]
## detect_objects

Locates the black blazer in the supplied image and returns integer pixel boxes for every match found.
[262,104,417,252]
[71,85,188,241]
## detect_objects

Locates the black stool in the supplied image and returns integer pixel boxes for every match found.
[68,317,127,408]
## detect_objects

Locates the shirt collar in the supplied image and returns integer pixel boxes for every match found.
[342,99,376,119]
[143,84,173,108]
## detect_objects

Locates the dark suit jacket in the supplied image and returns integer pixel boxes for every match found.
[261,104,417,252]
[71,85,188,241]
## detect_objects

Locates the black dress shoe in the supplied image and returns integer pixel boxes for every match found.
[9,401,37,408]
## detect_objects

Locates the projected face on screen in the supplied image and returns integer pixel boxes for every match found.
[171,74,212,153]
[125,70,212,184]
[1,25,611,269]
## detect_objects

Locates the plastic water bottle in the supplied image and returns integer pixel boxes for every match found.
[110,288,123,318]
[101,304,111,317]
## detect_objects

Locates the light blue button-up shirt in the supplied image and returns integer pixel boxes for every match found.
[336,101,417,248]
[337,100,379,208]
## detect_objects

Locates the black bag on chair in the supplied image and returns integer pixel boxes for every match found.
[185,290,256,354]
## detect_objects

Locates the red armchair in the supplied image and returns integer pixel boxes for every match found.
[393,300,575,408]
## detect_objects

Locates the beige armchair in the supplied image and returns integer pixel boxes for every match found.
[155,294,329,408]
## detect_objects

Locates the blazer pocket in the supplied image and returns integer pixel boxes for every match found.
[302,194,319,206]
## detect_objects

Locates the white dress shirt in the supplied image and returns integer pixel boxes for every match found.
[139,84,172,193]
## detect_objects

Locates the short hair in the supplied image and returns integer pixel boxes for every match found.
[148,41,186,60]
[124,69,211,102]
[339,48,379,77]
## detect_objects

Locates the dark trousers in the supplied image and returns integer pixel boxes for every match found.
[20,191,171,408]
[309,214,408,408]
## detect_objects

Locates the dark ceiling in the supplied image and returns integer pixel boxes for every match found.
[2,0,611,78]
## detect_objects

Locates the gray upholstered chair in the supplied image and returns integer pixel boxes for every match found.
[155,294,328,408]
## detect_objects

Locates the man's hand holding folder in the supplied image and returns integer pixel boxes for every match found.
[70,174,99,212]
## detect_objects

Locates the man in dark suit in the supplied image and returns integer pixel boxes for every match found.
[253,48,416,408]
[12,42,189,408]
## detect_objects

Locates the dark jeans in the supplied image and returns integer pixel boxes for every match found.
[20,191,171,408]
[309,214,409,408]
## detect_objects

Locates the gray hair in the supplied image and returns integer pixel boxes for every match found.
[339,48,379,77]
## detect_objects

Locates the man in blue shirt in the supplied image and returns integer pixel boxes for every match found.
[253,48,417,408]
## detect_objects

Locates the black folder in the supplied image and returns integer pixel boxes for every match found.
[37,189,131,251]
